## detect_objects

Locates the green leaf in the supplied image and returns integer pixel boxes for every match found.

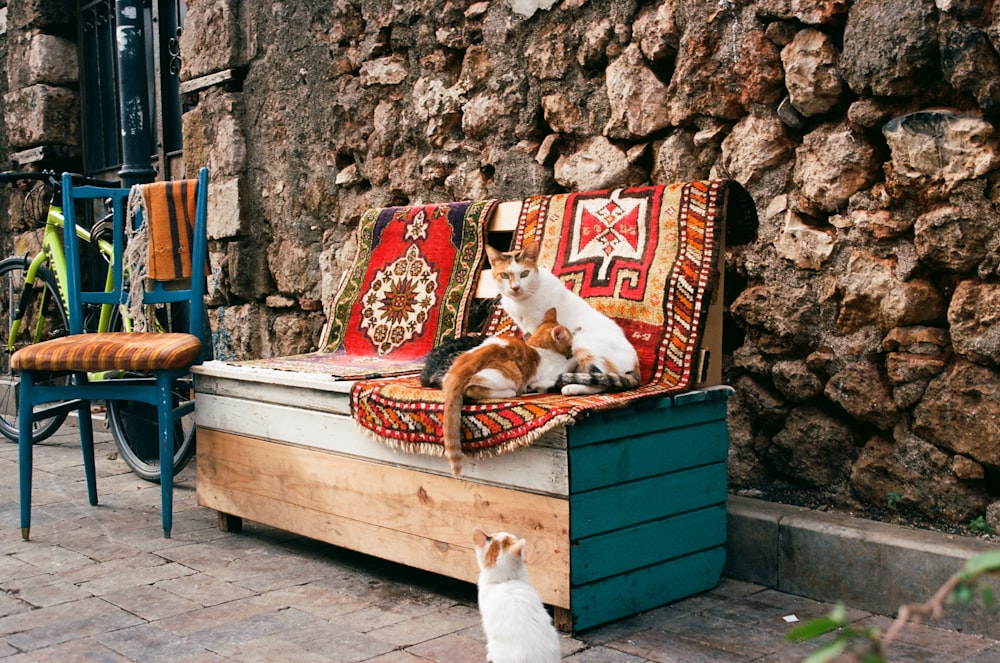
[802,638,848,663]
[949,584,973,605]
[787,606,849,642]
[980,585,996,609]
[962,551,1000,577]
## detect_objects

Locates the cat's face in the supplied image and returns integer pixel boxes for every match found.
[487,242,541,300]
[527,307,573,357]
[473,528,525,573]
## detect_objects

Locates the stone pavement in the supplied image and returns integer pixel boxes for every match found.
[0,421,998,662]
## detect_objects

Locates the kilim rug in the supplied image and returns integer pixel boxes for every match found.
[352,180,749,458]
[236,200,495,379]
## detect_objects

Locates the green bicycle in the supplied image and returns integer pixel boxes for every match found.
[0,171,197,481]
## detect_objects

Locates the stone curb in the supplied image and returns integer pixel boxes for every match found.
[724,495,1000,640]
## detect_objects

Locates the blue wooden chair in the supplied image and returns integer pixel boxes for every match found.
[12,167,210,539]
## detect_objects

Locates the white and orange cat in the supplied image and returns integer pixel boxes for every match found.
[442,308,574,477]
[473,528,561,663]
[486,241,641,395]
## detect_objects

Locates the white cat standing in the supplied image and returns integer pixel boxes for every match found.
[473,528,562,663]
[486,241,640,395]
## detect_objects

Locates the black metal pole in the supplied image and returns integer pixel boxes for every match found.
[115,0,156,187]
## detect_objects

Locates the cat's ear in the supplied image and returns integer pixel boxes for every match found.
[485,245,503,264]
[552,325,572,344]
[542,307,558,324]
[519,241,540,261]
[472,528,489,547]
[508,537,525,558]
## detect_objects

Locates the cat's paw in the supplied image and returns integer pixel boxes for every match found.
[561,383,607,396]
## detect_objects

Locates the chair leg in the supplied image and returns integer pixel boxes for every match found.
[76,393,98,507]
[18,372,35,541]
[157,373,174,538]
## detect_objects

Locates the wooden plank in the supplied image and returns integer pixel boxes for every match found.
[570,506,726,585]
[570,463,728,539]
[195,393,570,495]
[567,391,729,448]
[179,68,236,94]
[569,547,726,632]
[196,374,353,415]
[694,192,727,389]
[487,200,522,231]
[196,428,572,606]
[193,360,356,394]
[569,419,729,492]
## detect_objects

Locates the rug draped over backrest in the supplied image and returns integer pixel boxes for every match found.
[236,200,495,378]
[351,180,738,458]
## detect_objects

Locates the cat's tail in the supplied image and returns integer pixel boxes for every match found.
[441,372,467,478]
[555,367,641,395]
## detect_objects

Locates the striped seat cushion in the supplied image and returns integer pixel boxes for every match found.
[11,332,202,372]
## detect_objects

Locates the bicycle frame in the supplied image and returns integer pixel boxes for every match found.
[5,202,122,354]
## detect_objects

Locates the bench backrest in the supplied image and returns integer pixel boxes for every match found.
[474,198,724,389]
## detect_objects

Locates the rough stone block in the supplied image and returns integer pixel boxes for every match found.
[206,176,246,240]
[3,84,79,148]
[179,0,242,80]
[27,33,77,86]
[7,0,72,30]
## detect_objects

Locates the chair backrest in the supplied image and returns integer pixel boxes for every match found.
[61,167,210,358]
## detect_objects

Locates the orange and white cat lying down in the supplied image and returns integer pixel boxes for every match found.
[442,307,574,477]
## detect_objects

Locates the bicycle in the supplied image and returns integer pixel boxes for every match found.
[0,170,197,481]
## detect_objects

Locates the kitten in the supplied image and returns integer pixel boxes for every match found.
[486,241,641,395]
[420,334,485,388]
[472,528,562,663]
[442,307,574,477]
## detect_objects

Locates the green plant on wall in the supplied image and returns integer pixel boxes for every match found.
[786,550,1000,662]
[968,516,996,536]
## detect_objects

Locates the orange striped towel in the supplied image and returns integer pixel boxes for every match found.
[136,179,197,280]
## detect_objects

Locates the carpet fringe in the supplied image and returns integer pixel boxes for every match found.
[354,413,577,460]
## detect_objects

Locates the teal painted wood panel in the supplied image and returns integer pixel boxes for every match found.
[568,418,729,492]
[570,462,728,539]
[569,546,726,631]
[568,394,728,448]
[570,505,727,585]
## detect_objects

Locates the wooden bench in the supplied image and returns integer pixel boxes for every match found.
[193,182,746,631]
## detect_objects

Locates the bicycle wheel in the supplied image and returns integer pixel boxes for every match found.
[0,257,70,443]
[105,303,197,482]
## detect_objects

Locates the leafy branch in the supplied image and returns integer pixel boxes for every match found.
[787,550,1000,662]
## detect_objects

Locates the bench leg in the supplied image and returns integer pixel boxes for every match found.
[553,606,573,633]
[216,511,243,533]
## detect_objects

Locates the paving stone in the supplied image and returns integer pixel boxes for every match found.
[217,635,338,662]
[2,575,94,608]
[651,612,790,658]
[154,594,295,637]
[102,583,203,621]
[74,559,196,596]
[276,620,398,662]
[21,636,133,662]
[613,626,763,662]
[563,643,653,662]
[366,603,482,647]
[0,425,996,662]
[403,632,486,662]
[154,570,256,608]
[0,597,142,650]
[97,621,228,661]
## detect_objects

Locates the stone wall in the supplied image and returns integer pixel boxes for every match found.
[179,0,1000,526]
[2,0,997,526]
[0,0,77,248]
